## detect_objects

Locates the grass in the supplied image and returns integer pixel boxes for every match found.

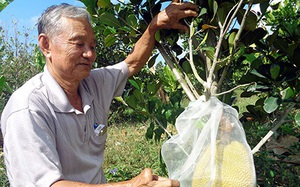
[0,152,9,187]
[103,123,170,182]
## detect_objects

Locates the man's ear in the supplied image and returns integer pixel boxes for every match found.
[38,34,51,59]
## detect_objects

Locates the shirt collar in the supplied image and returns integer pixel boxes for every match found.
[43,66,93,114]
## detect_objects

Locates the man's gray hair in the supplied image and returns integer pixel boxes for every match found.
[38,3,91,38]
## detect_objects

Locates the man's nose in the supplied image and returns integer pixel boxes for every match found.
[83,46,95,59]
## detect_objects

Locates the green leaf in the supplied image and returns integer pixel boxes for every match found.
[208,0,214,12]
[165,109,172,121]
[148,54,158,68]
[260,0,269,15]
[295,113,300,126]
[99,12,121,28]
[154,31,161,42]
[211,0,218,22]
[251,69,267,79]
[146,83,156,95]
[182,60,192,73]
[133,89,143,102]
[145,122,154,139]
[126,14,138,28]
[0,75,5,92]
[270,64,280,80]
[97,0,112,8]
[80,0,97,14]
[128,79,140,90]
[103,27,116,36]
[228,31,236,54]
[104,34,117,47]
[147,100,155,113]
[199,7,207,17]
[237,9,258,31]
[0,0,13,12]
[242,28,268,46]
[263,96,279,113]
[202,46,215,60]
[281,87,295,100]
[217,2,234,24]
[126,95,137,108]
[114,96,127,105]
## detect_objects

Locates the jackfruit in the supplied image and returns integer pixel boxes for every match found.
[191,140,255,187]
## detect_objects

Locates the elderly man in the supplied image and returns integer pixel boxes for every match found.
[1,1,198,187]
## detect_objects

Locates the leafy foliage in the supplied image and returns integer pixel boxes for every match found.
[80,0,300,185]
[0,0,13,12]
[124,66,184,141]
[0,24,42,112]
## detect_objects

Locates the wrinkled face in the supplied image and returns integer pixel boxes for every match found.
[47,17,97,82]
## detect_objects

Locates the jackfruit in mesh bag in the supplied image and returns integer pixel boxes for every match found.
[161,96,256,187]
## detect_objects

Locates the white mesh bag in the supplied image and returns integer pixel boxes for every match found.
[161,96,256,187]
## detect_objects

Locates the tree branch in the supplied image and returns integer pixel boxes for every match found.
[156,43,197,101]
[212,82,256,96]
[251,94,300,154]
[187,21,206,86]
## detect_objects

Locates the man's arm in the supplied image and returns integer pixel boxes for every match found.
[124,0,199,77]
[51,168,180,187]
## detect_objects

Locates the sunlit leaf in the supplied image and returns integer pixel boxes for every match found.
[103,27,116,36]
[263,96,279,113]
[0,75,5,92]
[99,12,121,28]
[295,113,300,126]
[202,47,215,61]
[211,0,218,22]
[128,79,140,90]
[147,83,156,95]
[281,87,295,100]
[0,0,13,12]
[251,69,267,79]
[199,7,207,17]
[114,96,127,105]
[154,31,161,42]
[97,0,112,8]
[126,14,138,28]
[228,31,236,54]
[104,34,117,47]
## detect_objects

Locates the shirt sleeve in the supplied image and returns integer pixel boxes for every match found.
[3,108,63,187]
[85,61,129,112]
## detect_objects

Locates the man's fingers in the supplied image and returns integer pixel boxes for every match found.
[178,3,199,13]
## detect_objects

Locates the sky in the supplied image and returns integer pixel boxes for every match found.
[0,0,85,43]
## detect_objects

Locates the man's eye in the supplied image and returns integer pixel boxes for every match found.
[77,43,84,47]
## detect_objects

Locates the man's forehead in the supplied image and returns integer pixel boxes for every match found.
[69,33,97,44]
[58,17,96,41]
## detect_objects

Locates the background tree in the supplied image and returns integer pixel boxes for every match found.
[0,22,43,111]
